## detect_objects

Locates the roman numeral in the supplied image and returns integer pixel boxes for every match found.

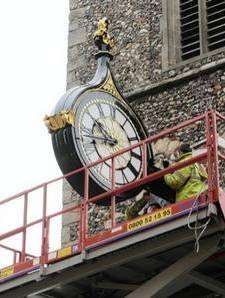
[95,162,103,174]
[110,105,116,119]
[128,136,138,142]
[86,111,96,122]
[131,151,142,161]
[82,127,92,135]
[122,119,128,127]
[97,104,104,117]
[121,170,129,183]
[84,142,95,155]
[127,162,139,177]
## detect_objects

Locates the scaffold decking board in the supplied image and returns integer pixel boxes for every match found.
[47,243,81,264]
[85,195,209,251]
[0,259,40,284]
[0,221,223,298]
[0,196,214,292]
[0,195,212,286]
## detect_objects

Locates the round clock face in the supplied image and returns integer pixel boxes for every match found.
[72,91,146,191]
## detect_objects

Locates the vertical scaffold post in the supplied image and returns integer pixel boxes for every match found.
[211,111,220,200]
[142,141,147,178]
[205,110,220,204]
[111,156,116,228]
[44,218,50,264]
[21,192,28,262]
[81,168,89,251]
[13,251,17,264]
[41,184,48,265]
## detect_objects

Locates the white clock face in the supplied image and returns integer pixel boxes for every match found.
[74,92,144,190]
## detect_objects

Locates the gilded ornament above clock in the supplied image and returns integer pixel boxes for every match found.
[93,17,115,51]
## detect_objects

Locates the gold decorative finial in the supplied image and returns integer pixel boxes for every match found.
[44,110,75,133]
[93,17,115,50]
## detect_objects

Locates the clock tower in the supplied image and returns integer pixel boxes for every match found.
[61,0,225,246]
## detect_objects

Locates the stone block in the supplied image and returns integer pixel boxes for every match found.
[61,222,79,246]
[69,7,87,23]
[68,46,79,60]
[67,46,86,71]
[61,225,71,244]
[70,0,86,11]
[63,180,81,205]
[62,201,81,226]
[68,57,86,72]
[69,22,79,32]
[69,0,76,10]
[68,28,87,47]
[67,70,76,83]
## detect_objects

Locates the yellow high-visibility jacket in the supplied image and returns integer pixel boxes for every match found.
[164,153,208,202]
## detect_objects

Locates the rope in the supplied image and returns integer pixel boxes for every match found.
[187,185,211,253]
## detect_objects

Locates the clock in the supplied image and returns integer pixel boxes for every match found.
[48,70,153,205]
[45,18,174,205]
[72,90,146,189]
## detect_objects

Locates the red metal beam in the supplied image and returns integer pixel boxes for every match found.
[41,184,48,264]
[0,218,43,242]
[216,111,225,122]
[21,193,28,262]
[82,168,89,249]
[219,152,225,161]
[47,203,80,220]
[111,156,116,228]
[0,244,36,259]
[0,167,84,207]
[89,152,207,204]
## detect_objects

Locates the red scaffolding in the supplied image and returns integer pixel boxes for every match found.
[0,110,225,284]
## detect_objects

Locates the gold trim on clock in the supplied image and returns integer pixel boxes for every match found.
[44,110,75,133]
[97,73,123,101]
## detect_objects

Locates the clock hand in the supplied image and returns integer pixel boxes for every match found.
[95,120,117,143]
[86,114,111,140]
[83,134,117,145]
[95,120,110,137]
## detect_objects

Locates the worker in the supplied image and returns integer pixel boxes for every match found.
[126,190,169,220]
[163,143,208,202]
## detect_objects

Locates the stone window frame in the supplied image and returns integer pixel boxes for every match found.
[162,0,225,70]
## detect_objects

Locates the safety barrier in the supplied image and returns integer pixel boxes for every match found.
[0,110,224,283]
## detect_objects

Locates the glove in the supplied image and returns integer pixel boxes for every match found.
[163,160,170,168]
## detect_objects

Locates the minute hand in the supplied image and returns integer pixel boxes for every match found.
[95,121,112,139]
[84,134,116,144]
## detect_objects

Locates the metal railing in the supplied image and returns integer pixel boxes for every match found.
[0,110,224,273]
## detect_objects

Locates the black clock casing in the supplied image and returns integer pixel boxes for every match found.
[48,19,175,205]
[51,55,154,205]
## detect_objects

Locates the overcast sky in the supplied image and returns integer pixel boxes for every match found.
[0,1,69,198]
[0,1,69,265]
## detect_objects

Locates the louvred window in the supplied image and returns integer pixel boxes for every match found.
[180,0,200,60]
[207,0,225,51]
[179,0,225,61]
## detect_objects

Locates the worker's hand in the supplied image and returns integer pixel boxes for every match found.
[162,159,170,168]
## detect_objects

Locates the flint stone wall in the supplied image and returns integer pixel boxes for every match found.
[62,0,225,246]
[67,0,225,91]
